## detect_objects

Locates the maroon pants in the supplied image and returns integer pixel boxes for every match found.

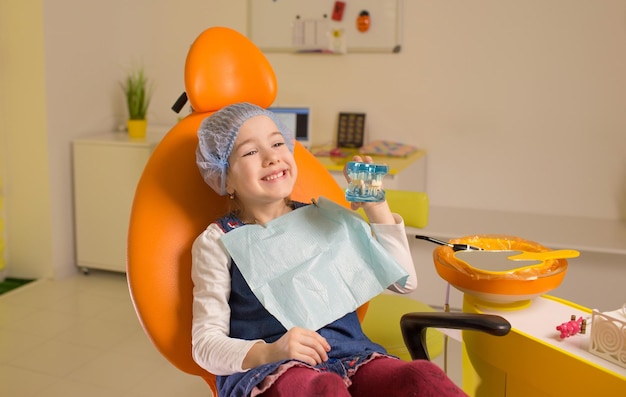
[260,357,468,397]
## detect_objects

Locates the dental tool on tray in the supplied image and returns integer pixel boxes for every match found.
[415,235,483,252]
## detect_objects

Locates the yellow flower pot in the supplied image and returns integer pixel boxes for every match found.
[127,119,147,139]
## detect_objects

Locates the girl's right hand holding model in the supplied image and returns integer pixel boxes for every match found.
[243,327,331,369]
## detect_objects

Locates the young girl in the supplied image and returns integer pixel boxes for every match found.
[191,102,467,396]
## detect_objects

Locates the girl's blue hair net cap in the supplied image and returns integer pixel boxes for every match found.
[196,102,295,195]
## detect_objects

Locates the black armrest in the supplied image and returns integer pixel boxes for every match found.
[401,312,511,361]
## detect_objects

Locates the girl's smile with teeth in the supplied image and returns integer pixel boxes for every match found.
[263,170,286,181]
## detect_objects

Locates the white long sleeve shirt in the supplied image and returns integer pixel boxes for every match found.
[191,213,417,376]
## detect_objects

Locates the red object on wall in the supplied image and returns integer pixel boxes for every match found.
[332,1,346,21]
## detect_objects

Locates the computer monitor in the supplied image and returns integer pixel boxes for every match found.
[268,106,311,149]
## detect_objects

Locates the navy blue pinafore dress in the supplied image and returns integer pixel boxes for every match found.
[214,203,389,397]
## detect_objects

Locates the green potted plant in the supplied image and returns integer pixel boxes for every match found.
[122,67,152,138]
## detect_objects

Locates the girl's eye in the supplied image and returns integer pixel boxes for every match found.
[242,149,257,157]
[273,141,285,148]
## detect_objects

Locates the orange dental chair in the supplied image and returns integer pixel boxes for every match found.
[126,26,510,396]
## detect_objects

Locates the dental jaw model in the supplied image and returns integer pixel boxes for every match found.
[345,162,389,202]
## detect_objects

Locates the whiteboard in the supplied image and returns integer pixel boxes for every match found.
[247,0,403,53]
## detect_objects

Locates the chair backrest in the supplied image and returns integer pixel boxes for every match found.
[126,27,354,395]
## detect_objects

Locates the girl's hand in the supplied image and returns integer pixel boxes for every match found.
[244,327,330,368]
[269,327,330,366]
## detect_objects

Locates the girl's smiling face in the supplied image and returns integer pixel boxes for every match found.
[225,115,297,207]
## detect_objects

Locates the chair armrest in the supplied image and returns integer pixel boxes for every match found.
[400,312,511,361]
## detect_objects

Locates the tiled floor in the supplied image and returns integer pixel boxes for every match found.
[0,270,463,397]
[0,271,209,397]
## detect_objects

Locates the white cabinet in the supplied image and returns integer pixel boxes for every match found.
[72,131,166,273]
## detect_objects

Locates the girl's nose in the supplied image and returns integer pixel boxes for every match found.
[262,151,279,167]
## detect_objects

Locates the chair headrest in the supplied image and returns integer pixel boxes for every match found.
[185,27,277,113]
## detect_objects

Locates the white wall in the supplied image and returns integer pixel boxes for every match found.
[1,0,240,279]
[266,1,626,220]
[1,0,625,280]
[40,0,228,279]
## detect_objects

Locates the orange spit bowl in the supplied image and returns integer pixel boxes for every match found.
[433,235,569,304]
